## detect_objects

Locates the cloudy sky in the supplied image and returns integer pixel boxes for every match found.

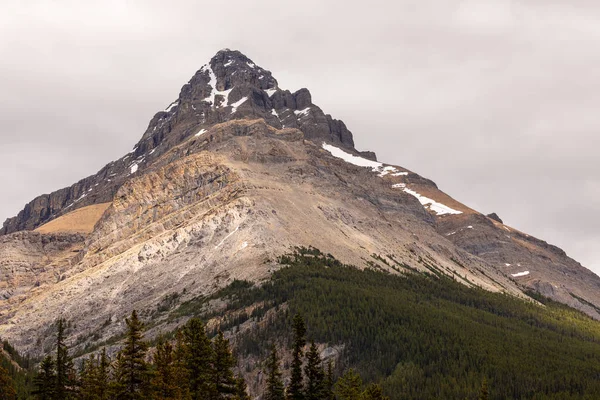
[1,0,598,273]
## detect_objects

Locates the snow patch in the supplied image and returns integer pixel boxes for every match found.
[446,231,457,236]
[195,129,207,137]
[265,88,277,97]
[130,164,138,174]
[467,226,473,229]
[511,271,530,278]
[230,97,248,114]
[294,108,311,117]
[391,172,409,176]
[392,183,406,189]
[247,62,255,68]
[240,241,248,250]
[321,143,407,177]
[224,60,234,67]
[401,188,463,216]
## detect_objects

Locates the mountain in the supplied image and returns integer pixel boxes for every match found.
[1,48,600,360]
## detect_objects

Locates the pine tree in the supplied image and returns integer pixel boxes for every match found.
[233,375,250,400]
[151,339,178,400]
[173,329,191,399]
[79,354,99,400]
[96,348,111,400]
[55,318,75,399]
[288,314,306,400]
[114,310,149,400]
[33,355,56,400]
[182,318,215,400]
[264,345,285,400]
[212,331,237,399]
[334,369,363,400]
[362,383,388,400]
[324,361,335,400]
[0,363,16,400]
[303,342,325,400]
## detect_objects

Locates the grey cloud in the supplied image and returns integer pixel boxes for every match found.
[0,0,598,272]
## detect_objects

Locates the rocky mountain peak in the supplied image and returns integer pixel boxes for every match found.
[1,49,370,235]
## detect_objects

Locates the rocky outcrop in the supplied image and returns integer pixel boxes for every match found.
[1,49,372,236]
[487,212,503,223]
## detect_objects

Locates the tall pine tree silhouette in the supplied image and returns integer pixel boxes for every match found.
[114,310,149,399]
[264,345,285,400]
[288,314,306,400]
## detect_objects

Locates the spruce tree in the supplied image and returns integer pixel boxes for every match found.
[212,331,237,399]
[173,329,191,399]
[55,318,75,399]
[32,355,56,400]
[96,348,111,400]
[362,383,388,400]
[264,345,285,400]
[288,314,306,400]
[79,354,98,400]
[114,310,149,399]
[0,363,16,400]
[324,361,335,400]
[151,339,178,400]
[183,318,215,400]
[303,342,325,400]
[233,375,250,400]
[334,369,363,400]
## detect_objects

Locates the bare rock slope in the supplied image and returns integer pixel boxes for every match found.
[1,50,599,354]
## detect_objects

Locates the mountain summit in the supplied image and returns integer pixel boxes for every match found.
[1,50,600,356]
[0,49,367,235]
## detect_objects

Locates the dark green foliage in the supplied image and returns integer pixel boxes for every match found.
[212,331,237,399]
[151,340,178,400]
[334,369,363,400]
[479,378,489,400]
[233,375,250,400]
[264,345,285,400]
[55,318,75,399]
[182,318,215,400]
[288,313,306,400]
[209,247,600,399]
[1,342,33,399]
[33,356,56,400]
[114,310,150,399]
[304,342,325,400]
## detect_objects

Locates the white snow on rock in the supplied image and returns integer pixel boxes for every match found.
[247,62,255,68]
[224,60,234,67]
[265,88,277,97]
[322,143,460,215]
[230,97,248,114]
[467,226,473,229]
[322,143,408,177]
[391,172,409,176]
[294,108,311,117]
[130,164,139,174]
[165,101,179,112]
[511,271,530,277]
[401,188,463,216]
[201,65,234,107]
[195,129,207,137]
[240,241,248,250]
[505,263,512,266]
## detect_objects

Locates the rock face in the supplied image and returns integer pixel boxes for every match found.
[1,49,600,355]
[1,49,363,236]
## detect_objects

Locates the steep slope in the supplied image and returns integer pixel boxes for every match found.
[1,50,599,355]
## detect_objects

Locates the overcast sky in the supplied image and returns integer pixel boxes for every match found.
[1,0,598,274]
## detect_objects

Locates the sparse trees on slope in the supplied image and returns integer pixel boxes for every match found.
[264,345,285,400]
[288,314,306,400]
